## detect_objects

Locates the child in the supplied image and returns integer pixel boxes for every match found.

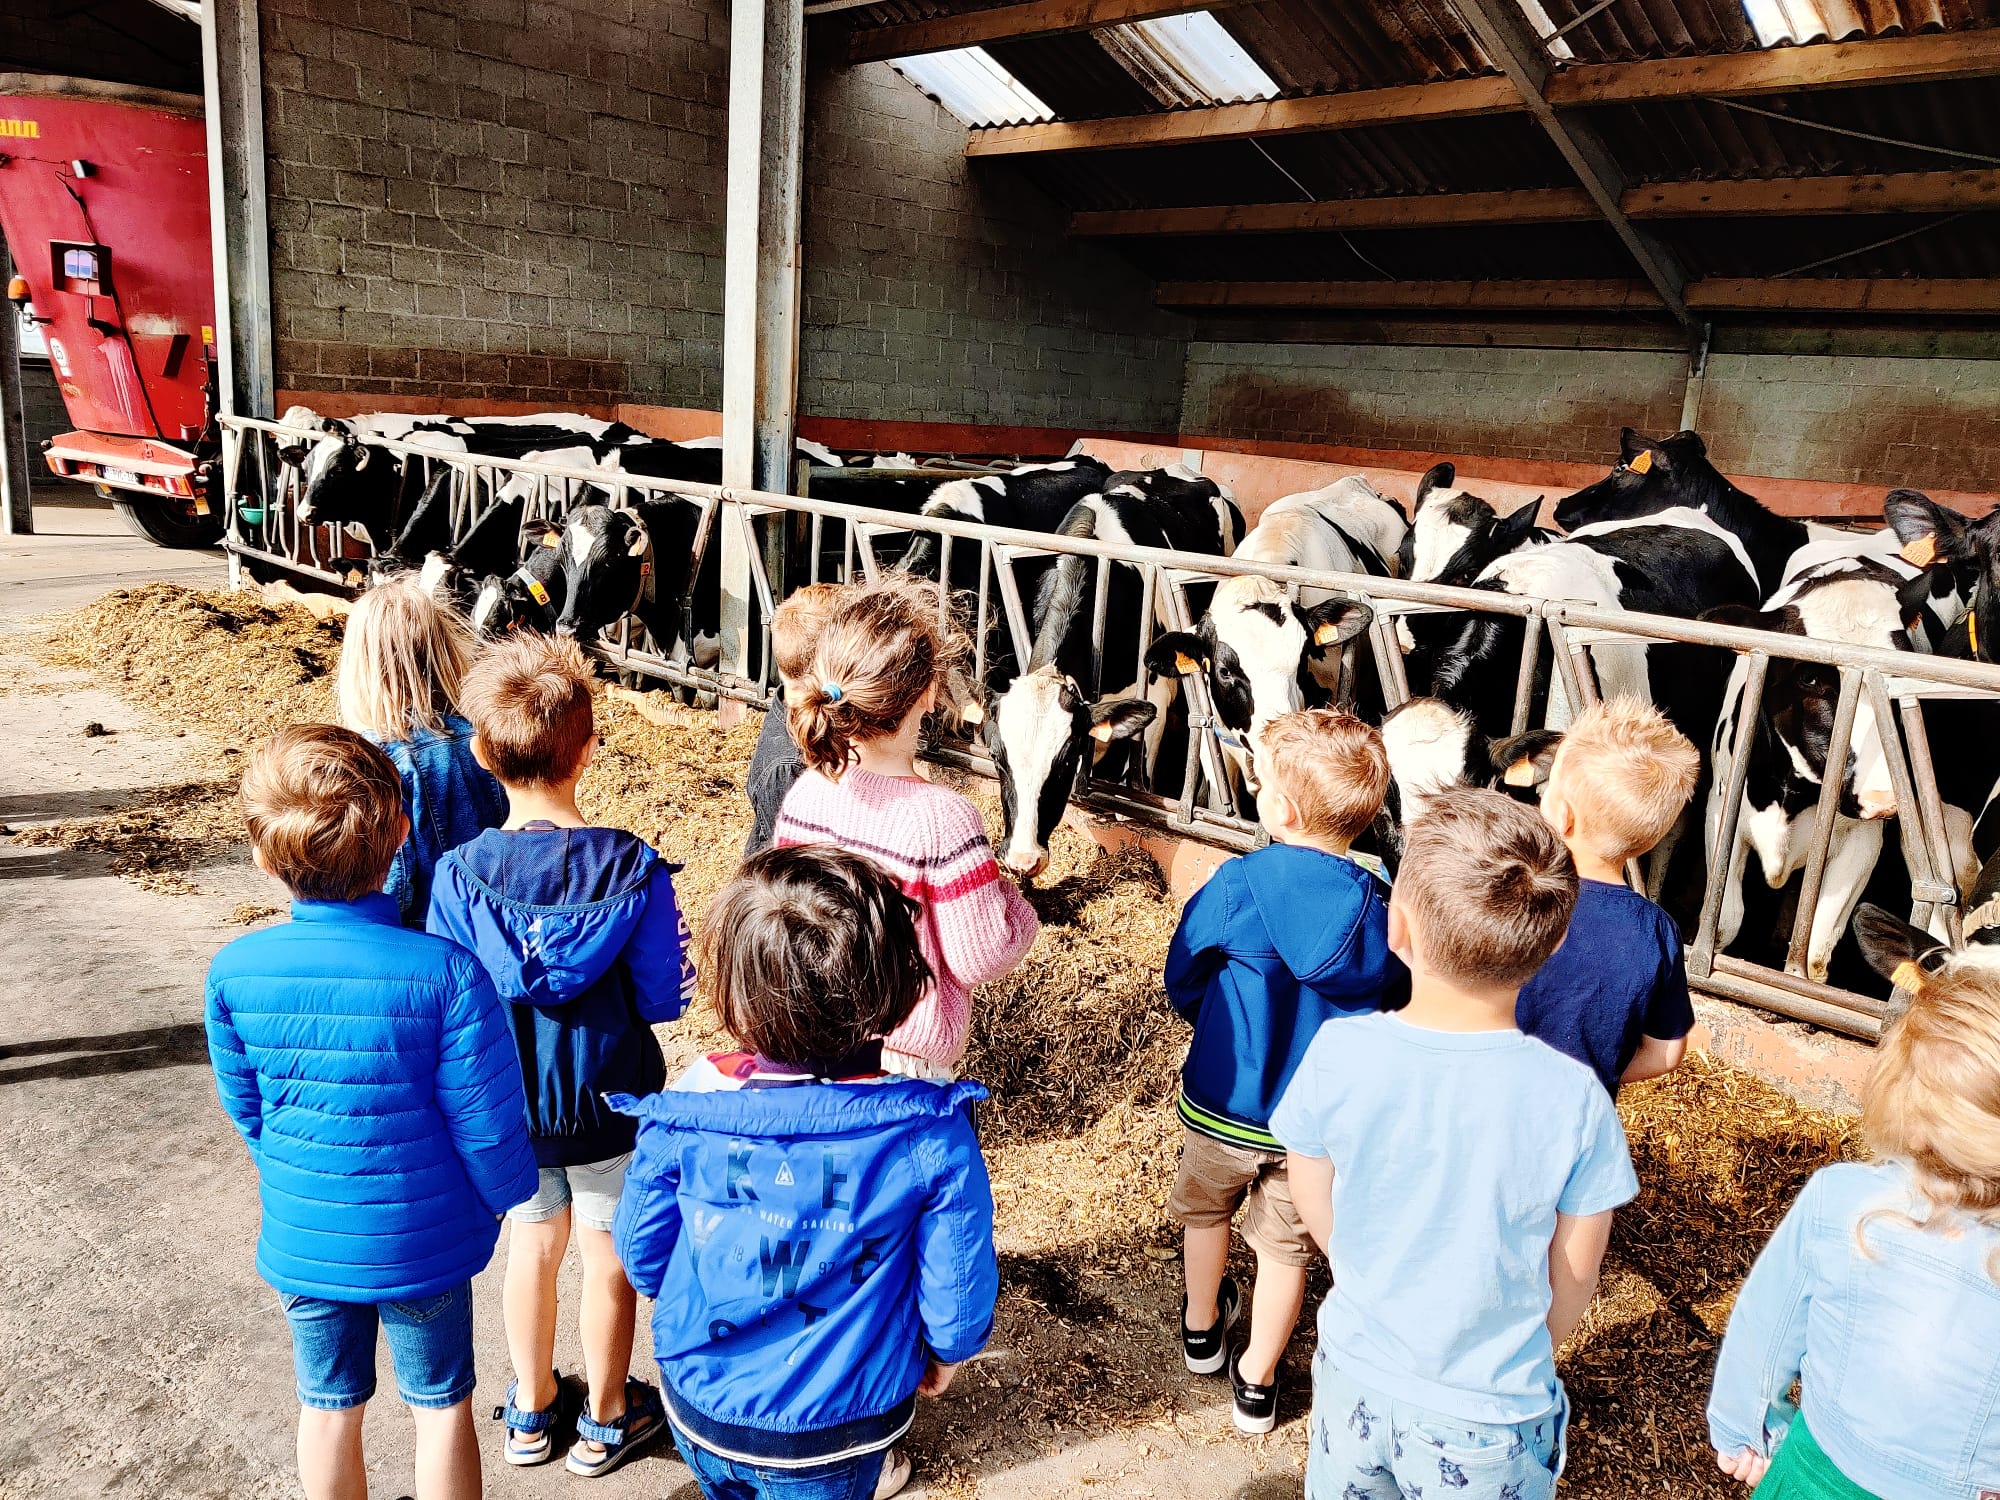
[612,844,998,1500]
[206,724,538,1500]
[336,576,507,925]
[1514,699,1701,1094]
[1163,708,1408,1434]
[744,581,847,858]
[1709,967,2000,1498]
[1271,788,1636,1500]
[775,582,1038,1079]
[425,632,693,1477]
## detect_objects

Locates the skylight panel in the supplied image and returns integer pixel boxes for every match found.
[1103,11,1279,107]
[1740,0,1830,46]
[890,47,1055,127]
[1516,0,1576,62]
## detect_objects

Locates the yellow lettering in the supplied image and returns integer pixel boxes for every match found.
[0,120,40,139]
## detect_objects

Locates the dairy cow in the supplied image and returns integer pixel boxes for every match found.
[1398,463,1552,586]
[1370,697,1560,868]
[977,469,1244,877]
[898,457,1116,590]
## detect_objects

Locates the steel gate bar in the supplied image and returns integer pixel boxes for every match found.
[1785,666,1863,979]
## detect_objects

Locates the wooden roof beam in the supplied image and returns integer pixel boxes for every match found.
[1687,279,2000,313]
[845,0,1247,63]
[1627,168,2000,217]
[1157,278,2000,315]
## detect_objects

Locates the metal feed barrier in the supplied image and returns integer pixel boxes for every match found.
[219,414,2000,1042]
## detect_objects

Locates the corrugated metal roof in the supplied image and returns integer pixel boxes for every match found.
[890,46,1056,125]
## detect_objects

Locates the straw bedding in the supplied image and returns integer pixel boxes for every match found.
[21,582,1866,1497]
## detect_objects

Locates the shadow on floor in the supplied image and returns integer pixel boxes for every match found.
[0,1021,209,1084]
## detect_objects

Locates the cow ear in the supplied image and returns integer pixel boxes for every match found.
[522,518,562,549]
[1883,488,1970,566]
[1895,568,1936,632]
[1087,698,1157,743]
[1617,427,1647,462]
[1852,901,1946,995]
[277,443,308,468]
[1488,728,1563,789]
[1491,498,1543,549]
[1144,631,1208,680]
[1665,429,1707,461]
[1414,462,1455,512]
[1302,597,1373,650]
[624,525,649,558]
[351,442,371,471]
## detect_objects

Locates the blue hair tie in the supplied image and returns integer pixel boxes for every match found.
[821,681,844,703]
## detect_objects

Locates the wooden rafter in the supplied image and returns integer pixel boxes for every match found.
[1156,279,2000,314]
[1687,279,2000,313]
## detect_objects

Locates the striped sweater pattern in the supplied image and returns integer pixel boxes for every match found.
[774,768,1040,1069]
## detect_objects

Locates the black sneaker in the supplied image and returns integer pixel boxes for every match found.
[1229,1349,1277,1434]
[1180,1275,1240,1374]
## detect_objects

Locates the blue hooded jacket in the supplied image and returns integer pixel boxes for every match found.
[427,824,693,1166]
[205,894,540,1301]
[375,715,507,927]
[611,1077,997,1467]
[1164,842,1408,1150]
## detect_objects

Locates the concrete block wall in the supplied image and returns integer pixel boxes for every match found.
[1180,340,2000,493]
[259,0,1187,431]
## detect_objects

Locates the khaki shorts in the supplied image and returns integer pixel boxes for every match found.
[1166,1126,1315,1266]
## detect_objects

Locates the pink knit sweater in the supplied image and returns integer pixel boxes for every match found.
[774,768,1040,1070]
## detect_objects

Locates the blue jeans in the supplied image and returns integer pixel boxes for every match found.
[671,1427,888,1499]
[1307,1348,1567,1500]
[278,1284,476,1411]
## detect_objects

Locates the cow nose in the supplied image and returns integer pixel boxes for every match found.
[1856,788,1898,820]
[1004,849,1047,879]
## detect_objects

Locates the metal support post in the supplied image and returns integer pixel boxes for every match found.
[201,0,275,419]
[1,243,31,535]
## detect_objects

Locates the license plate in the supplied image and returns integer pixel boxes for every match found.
[99,467,139,486]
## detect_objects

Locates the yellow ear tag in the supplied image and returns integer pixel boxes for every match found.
[541,530,562,549]
[1503,757,1537,787]
[1900,534,1937,567]
[1890,960,1926,994]
[526,578,550,606]
[1313,622,1343,647]
[1090,720,1115,743]
[1969,610,1980,658]
[1627,449,1653,475]
[1174,651,1202,675]
[961,700,985,725]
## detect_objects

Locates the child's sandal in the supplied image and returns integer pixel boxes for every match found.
[565,1378,666,1479]
[496,1374,565,1467]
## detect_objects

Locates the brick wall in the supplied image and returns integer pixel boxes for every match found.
[261,0,1187,432]
[1181,341,2000,493]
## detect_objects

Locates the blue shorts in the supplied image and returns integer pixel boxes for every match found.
[508,1153,631,1232]
[278,1283,476,1411]
[1306,1348,1568,1500]
[672,1427,887,1499]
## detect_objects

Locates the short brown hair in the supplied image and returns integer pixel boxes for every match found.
[703,845,933,1068]
[1259,708,1389,844]
[459,632,597,788]
[771,583,849,684]
[1547,699,1700,863]
[788,579,972,779]
[1396,786,1577,987]
[241,724,406,901]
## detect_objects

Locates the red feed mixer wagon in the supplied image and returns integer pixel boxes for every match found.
[0,74,222,547]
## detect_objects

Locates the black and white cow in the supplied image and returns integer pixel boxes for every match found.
[1143,475,1399,792]
[1371,697,1559,868]
[1398,463,1551,587]
[466,523,568,637]
[977,470,1245,877]
[898,457,1115,590]
[538,493,712,658]
[1852,864,2000,1019]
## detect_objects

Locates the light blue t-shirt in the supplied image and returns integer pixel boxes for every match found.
[1270,1011,1638,1424]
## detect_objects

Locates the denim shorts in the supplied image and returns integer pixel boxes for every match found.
[508,1152,631,1232]
[672,1426,887,1500]
[1306,1348,1567,1500]
[278,1283,476,1411]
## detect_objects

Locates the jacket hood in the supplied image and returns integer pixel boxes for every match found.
[609,1078,987,1138]
[440,826,660,1007]
[1244,843,1392,984]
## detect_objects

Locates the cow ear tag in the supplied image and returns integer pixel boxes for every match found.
[961,700,985,725]
[1090,720,1115,743]
[526,579,550,606]
[1503,757,1538,787]
[540,530,562,549]
[1890,959,1927,994]
[1626,449,1653,475]
[1313,621,1343,647]
[1173,650,1201,675]
[1900,534,1937,567]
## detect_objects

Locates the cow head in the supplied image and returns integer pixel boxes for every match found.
[551,503,652,642]
[1886,488,1995,658]
[1852,896,2000,1020]
[293,424,405,543]
[1553,428,1714,533]
[1144,579,1371,788]
[980,665,1156,877]
[1401,464,1545,588]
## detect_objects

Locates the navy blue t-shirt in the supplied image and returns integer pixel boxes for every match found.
[1515,878,1693,1095]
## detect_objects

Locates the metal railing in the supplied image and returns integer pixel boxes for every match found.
[219,413,2000,1041]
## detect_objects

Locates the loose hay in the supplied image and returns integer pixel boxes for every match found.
[29,581,1876,1497]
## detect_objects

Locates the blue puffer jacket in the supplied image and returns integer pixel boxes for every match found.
[205,894,540,1301]
[1164,842,1408,1150]
[427,824,692,1166]
[375,716,507,927]
[611,1077,997,1467]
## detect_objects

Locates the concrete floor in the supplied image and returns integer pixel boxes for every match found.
[0,494,1285,1500]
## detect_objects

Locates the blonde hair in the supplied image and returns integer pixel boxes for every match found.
[1546,698,1700,863]
[1259,708,1389,844]
[1396,786,1577,987]
[788,578,971,779]
[458,632,597,788]
[336,578,475,741]
[241,724,406,901]
[771,582,850,685]
[1862,968,2000,1278]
